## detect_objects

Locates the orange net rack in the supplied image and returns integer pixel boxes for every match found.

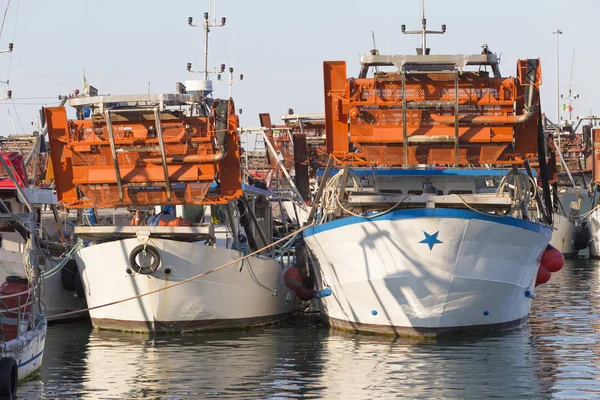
[46,93,242,208]
[324,50,542,166]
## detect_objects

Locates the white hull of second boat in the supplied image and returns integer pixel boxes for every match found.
[2,318,47,382]
[588,207,600,259]
[75,238,305,332]
[304,208,552,337]
[549,212,580,258]
[0,250,86,320]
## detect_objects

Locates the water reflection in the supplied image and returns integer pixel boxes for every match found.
[16,259,600,399]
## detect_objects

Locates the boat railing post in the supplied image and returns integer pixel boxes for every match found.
[401,70,408,166]
[307,157,335,224]
[153,108,172,202]
[104,110,124,203]
[334,164,350,217]
[454,68,460,166]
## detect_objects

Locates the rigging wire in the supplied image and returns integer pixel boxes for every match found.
[2,56,70,89]
[0,0,10,40]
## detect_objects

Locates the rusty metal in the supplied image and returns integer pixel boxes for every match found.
[292,133,310,201]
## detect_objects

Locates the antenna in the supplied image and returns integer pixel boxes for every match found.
[187,1,226,94]
[219,66,243,98]
[371,31,377,51]
[400,0,446,55]
[560,49,579,121]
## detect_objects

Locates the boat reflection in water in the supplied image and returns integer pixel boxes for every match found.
[20,299,600,399]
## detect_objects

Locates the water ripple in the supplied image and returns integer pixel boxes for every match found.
[15,258,600,399]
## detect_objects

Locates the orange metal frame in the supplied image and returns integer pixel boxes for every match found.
[46,99,242,208]
[324,59,542,166]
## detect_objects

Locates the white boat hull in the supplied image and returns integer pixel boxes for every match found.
[304,208,552,337]
[549,212,580,258]
[588,207,600,259]
[75,238,305,332]
[2,319,47,382]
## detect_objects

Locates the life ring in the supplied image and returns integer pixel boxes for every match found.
[129,244,161,275]
[0,357,18,398]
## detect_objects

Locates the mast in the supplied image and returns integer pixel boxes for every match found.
[401,0,446,55]
[187,2,226,95]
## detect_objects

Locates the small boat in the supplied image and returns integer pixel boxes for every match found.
[0,155,47,398]
[302,12,561,337]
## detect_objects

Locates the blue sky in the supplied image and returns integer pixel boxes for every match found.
[0,0,598,134]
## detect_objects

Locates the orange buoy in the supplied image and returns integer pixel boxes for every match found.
[541,245,564,273]
[283,267,303,290]
[295,286,315,301]
[535,265,551,287]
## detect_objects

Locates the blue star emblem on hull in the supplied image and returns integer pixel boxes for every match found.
[419,230,442,251]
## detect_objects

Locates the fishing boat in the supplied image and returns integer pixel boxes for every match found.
[301,13,562,337]
[43,84,308,332]
[542,118,593,257]
[0,156,47,398]
[585,125,600,258]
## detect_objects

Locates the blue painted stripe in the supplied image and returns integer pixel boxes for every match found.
[304,208,552,237]
[316,168,536,177]
[18,350,43,368]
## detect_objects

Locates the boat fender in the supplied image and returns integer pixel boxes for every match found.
[574,226,590,251]
[535,265,551,287]
[129,245,161,275]
[283,267,303,290]
[61,259,79,292]
[0,357,17,398]
[295,286,315,301]
[541,245,564,273]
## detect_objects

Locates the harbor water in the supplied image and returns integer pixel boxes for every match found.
[18,258,600,399]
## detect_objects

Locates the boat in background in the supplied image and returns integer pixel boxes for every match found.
[302,10,561,337]
[0,155,47,398]
[0,138,86,320]
[584,124,600,258]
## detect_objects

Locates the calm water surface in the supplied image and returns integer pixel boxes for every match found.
[16,258,600,399]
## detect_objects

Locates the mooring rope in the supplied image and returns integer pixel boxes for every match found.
[47,222,315,321]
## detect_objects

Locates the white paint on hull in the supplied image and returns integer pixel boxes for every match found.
[304,210,552,335]
[2,319,47,382]
[76,238,305,332]
[550,212,580,257]
[588,207,600,258]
